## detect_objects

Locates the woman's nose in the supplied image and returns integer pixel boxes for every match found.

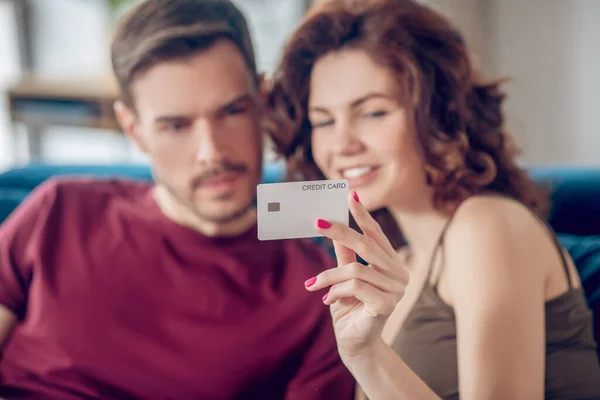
[332,122,364,155]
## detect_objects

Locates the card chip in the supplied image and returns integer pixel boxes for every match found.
[268,202,280,212]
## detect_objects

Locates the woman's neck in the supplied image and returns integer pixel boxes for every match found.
[388,204,451,268]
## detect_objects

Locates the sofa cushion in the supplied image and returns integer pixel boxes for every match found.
[0,188,31,224]
[0,164,153,190]
[558,234,600,347]
[0,163,287,224]
[530,167,600,236]
[0,162,287,192]
[559,234,600,306]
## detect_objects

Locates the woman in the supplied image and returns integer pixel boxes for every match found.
[267,0,600,399]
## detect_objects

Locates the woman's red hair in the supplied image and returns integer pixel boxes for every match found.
[267,0,550,248]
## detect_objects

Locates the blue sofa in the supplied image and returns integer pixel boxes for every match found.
[1,163,599,344]
[1,163,598,233]
[0,163,285,223]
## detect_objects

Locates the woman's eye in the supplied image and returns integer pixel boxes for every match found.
[311,120,334,129]
[364,110,388,118]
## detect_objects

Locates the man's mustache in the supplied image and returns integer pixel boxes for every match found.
[191,162,249,188]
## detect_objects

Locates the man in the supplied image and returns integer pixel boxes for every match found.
[0,1,354,398]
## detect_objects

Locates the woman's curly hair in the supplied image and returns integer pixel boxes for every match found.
[266,0,550,248]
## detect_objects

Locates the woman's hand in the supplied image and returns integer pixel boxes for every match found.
[304,191,410,360]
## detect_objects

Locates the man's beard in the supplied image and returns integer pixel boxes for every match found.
[157,161,257,224]
[167,184,254,223]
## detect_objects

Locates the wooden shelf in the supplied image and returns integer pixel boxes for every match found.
[6,74,123,162]
[7,74,121,131]
[7,74,119,100]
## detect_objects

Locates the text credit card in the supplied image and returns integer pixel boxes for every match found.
[257,179,349,241]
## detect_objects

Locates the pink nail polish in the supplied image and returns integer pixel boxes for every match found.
[305,277,317,287]
[317,219,332,229]
[322,293,329,302]
[353,191,360,203]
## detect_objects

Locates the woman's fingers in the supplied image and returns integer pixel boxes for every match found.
[333,239,356,267]
[316,219,393,271]
[323,279,401,318]
[348,191,397,259]
[306,262,406,295]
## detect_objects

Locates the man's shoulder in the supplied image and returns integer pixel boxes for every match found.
[11,177,154,226]
[0,177,151,253]
[33,176,152,204]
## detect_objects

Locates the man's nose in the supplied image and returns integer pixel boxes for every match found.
[193,121,227,163]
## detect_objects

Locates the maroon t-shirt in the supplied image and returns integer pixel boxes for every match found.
[0,178,354,399]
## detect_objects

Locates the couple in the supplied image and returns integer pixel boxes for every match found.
[0,0,599,399]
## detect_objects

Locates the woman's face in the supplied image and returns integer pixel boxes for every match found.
[308,48,429,211]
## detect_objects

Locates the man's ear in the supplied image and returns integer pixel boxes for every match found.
[257,72,270,105]
[256,73,273,132]
[114,100,148,154]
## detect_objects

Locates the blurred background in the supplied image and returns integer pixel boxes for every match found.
[2,0,600,351]
[0,0,598,173]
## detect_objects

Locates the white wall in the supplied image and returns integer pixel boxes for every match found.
[23,0,147,165]
[420,0,489,72]
[486,0,579,165]
[0,1,23,170]
[429,0,600,166]
[0,0,143,167]
[2,0,599,168]
[1,0,305,167]
[573,0,600,166]
[233,0,307,76]
[30,0,111,79]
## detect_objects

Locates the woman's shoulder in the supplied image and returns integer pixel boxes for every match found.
[437,194,559,309]
[447,193,546,240]
[442,193,555,280]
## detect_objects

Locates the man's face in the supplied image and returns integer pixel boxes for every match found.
[118,40,263,226]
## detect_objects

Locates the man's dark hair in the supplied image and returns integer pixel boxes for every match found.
[111,0,257,107]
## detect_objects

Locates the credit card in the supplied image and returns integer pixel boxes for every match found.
[257,179,349,241]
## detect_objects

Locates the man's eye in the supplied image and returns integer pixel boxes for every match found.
[226,106,248,116]
[165,121,189,133]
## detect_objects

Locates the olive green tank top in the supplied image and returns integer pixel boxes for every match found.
[392,213,600,399]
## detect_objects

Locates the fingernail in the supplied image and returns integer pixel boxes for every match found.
[317,219,332,229]
[322,293,329,302]
[353,191,360,203]
[305,277,317,287]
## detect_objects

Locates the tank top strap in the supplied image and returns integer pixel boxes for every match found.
[530,210,573,289]
[426,196,573,290]
[425,214,456,287]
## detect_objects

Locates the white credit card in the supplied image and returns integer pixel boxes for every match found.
[257,179,349,241]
